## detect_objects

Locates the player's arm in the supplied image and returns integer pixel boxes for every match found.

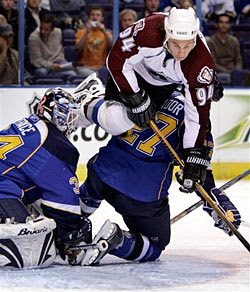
[69,74,135,135]
[106,19,146,93]
[178,41,215,192]
[107,15,165,129]
[74,92,135,135]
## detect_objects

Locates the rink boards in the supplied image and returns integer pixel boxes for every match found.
[0,87,249,180]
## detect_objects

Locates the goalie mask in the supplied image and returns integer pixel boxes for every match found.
[38,88,79,136]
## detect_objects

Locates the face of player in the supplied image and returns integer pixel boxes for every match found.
[167,38,195,61]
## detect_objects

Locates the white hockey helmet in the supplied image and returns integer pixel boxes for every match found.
[164,7,200,48]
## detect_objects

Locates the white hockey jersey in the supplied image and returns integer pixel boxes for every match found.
[106,13,215,148]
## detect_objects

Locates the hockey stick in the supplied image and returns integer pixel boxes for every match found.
[149,120,250,252]
[68,240,108,252]
[171,168,250,224]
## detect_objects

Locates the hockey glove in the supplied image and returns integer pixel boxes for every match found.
[120,89,157,129]
[176,147,209,193]
[212,73,224,102]
[56,217,92,265]
[203,188,241,236]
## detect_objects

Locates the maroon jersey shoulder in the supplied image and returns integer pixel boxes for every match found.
[134,13,166,48]
[181,35,215,88]
[107,13,166,92]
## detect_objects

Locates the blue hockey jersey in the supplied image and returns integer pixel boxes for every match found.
[0,114,81,229]
[93,95,186,202]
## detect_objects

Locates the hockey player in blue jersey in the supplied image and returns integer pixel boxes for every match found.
[72,74,241,266]
[0,87,92,268]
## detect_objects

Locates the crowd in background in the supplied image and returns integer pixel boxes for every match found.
[0,0,249,86]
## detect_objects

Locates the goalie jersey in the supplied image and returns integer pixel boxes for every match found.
[0,114,81,227]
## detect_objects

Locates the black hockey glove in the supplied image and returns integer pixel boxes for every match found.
[203,188,241,236]
[120,89,157,129]
[212,73,224,102]
[56,217,92,265]
[176,147,209,193]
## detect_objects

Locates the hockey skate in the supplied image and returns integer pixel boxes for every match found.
[81,219,123,266]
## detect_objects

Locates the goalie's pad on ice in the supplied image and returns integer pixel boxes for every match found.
[0,216,56,269]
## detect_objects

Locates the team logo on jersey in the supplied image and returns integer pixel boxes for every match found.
[197,66,213,84]
[133,19,145,36]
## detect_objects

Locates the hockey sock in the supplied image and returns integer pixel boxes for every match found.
[110,232,163,262]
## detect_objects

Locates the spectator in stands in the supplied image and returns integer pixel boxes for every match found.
[49,0,87,30]
[202,0,237,22]
[0,0,18,49]
[25,0,50,44]
[242,74,250,86]
[28,13,76,81]
[179,0,194,9]
[0,20,18,84]
[160,0,175,12]
[236,0,250,23]
[207,14,242,85]
[75,5,113,79]
[40,0,50,10]
[138,0,161,19]
[120,8,137,30]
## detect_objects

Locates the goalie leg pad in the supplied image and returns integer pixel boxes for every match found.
[0,216,56,268]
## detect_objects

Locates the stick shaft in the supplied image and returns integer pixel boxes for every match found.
[171,169,250,224]
[68,243,98,251]
[149,120,250,252]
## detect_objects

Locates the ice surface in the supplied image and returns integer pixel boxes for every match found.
[0,180,249,292]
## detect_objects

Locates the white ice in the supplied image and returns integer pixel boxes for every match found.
[0,180,249,292]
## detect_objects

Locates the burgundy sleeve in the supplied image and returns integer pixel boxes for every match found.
[107,14,165,93]
[181,35,215,148]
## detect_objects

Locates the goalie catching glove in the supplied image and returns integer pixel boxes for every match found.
[203,188,241,236]
[176,146,209,193]
[120,89,157,129]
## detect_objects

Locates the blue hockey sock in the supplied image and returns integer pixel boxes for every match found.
[110,232,163,262]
